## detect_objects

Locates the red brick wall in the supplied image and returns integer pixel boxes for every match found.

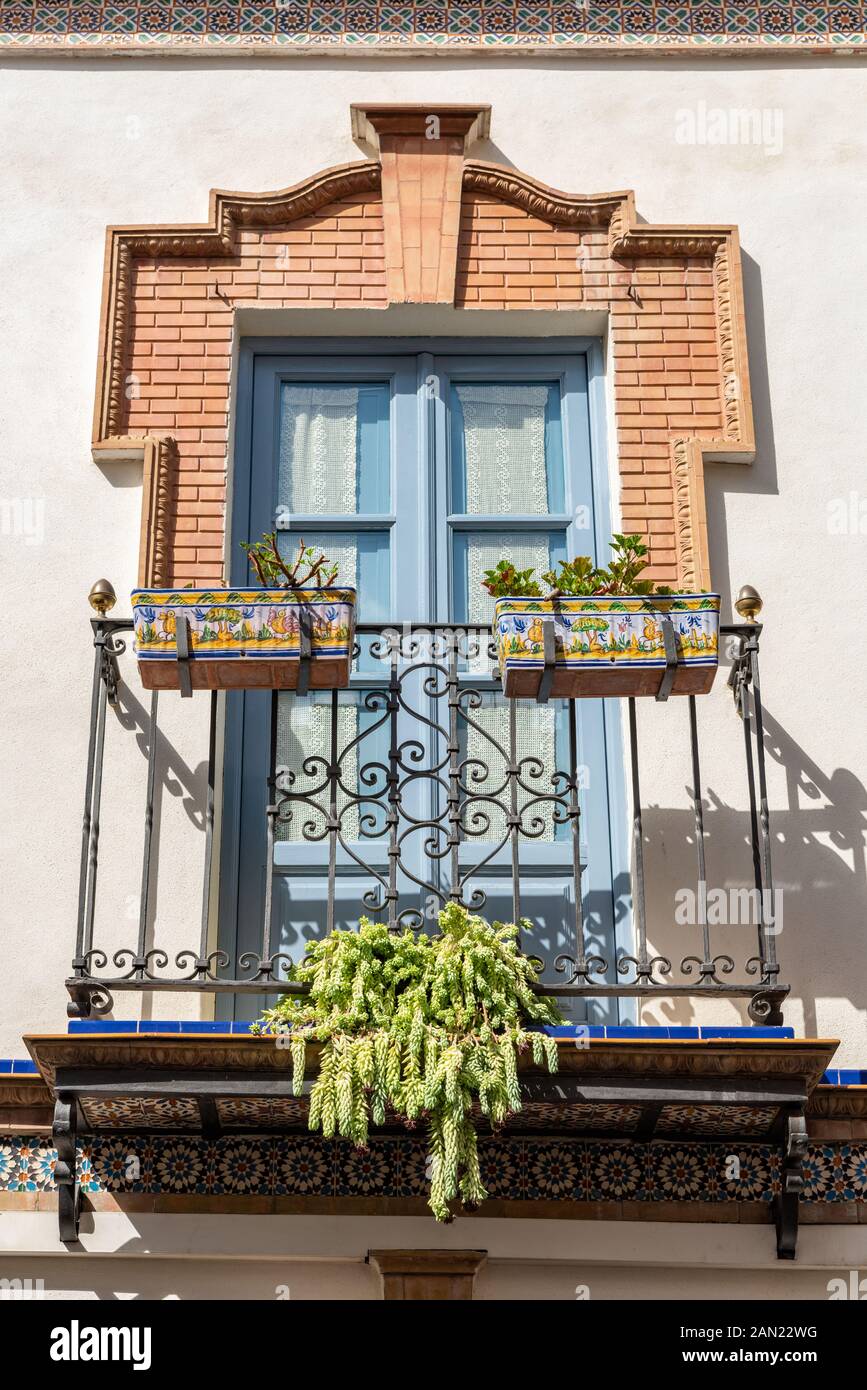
[124,192,386,584]
[456,193,725,584]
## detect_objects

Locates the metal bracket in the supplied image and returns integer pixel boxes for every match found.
[655,615,679,703]
[297,605,313,697]
[774,1111,808,1260]
[53,1093,81,1243]
[92,618,130,706]
[535,618,557,705]
[175,615,193,698]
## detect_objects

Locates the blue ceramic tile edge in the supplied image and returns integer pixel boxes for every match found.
[61,1020,800,1041]
[66,1019,244,1035]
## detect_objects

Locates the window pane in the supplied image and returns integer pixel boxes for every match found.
[277,530,390,619]
[453,530,566,624]
[450,382,564,515]
[278,381,390,516]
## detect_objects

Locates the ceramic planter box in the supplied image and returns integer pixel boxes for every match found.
[131,587,356,691]
[494,593,720,699]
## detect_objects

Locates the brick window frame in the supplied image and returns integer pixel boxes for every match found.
[91,104,754,592]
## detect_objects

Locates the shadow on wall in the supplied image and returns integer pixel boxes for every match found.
[105,681,211,1021]
[704,249,780,622]
[639,702,867,1032]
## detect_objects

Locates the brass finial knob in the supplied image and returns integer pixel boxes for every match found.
[735,584,762,622]
[88,578,117,615]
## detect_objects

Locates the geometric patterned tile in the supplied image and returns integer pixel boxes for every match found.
[273,1136,333,1196]
[81,1097,200,1129]
[216,1097,309,1128]
[210,1137,274,1195]
[588,1142,646,1199]
[803,1142,861,1202]
[656,1104,778,1136]
[0,1133,864,1206]
[479,1101,643,1133]
[1,2,863,48]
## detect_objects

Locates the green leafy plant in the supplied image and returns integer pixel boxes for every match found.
[254,904,561,1221]
[483,533,678,599]
[241,532,339,588]
[481,559,543,600]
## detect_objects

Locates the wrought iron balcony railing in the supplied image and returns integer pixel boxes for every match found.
[68,609,787,1025]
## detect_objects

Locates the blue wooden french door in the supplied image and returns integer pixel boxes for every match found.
[220,342,626,1022]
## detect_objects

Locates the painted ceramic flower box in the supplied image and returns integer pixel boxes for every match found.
[131,587,356,691]
[493,593,721,699]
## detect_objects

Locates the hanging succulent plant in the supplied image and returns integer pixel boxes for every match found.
[254,904,562,1221]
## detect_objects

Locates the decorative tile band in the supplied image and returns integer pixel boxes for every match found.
[1,1134,865,1203]
[1,3,865,51]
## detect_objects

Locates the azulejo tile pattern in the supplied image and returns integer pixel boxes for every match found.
[0,2,864,47]
[1,1133,865,1202]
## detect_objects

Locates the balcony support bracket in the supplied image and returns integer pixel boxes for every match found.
[774,1111,808,1260]
[535,618,556,705]
[175,615,193,698]
[655,615,679,703]
[53,1093,81,1244]
[297,605,313,697]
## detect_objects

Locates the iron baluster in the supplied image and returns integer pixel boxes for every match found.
[687,694,713,976]
[198,689,218,964]
[627,697,650,982]
[326,688,338,938]
[567,699,588,977]
[386,636,400,929]
[73,628,107,969]
[509,698,521,927]
[447,636,461,902]
[749,634,779,981]
[261,690,278,966]
[135,689,160,973]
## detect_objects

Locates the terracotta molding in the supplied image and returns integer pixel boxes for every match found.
[463,160,628,231]
[92,160,381,445]
[351,103,491,146]
[354,106,489,305]
[139,437,179,588]
[368,1249,487,1301]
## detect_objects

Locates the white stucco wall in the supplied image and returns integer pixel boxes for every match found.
[1,55,865,1060]
[2,1214,865,1300]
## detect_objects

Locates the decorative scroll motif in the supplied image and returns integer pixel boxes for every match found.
[714,239,742,440]
[463,162,625,231]
[672,439,699,593]
[141,437,178,588]
[96,162,381,440]
[271,627,575,930]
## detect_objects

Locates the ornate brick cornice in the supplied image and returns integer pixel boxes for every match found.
[463,160,627,231]
[93,160,381,446]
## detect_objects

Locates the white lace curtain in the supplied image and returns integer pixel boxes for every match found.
[278,385,360,515]
[277,384,362,589]
[456,384,550,515]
